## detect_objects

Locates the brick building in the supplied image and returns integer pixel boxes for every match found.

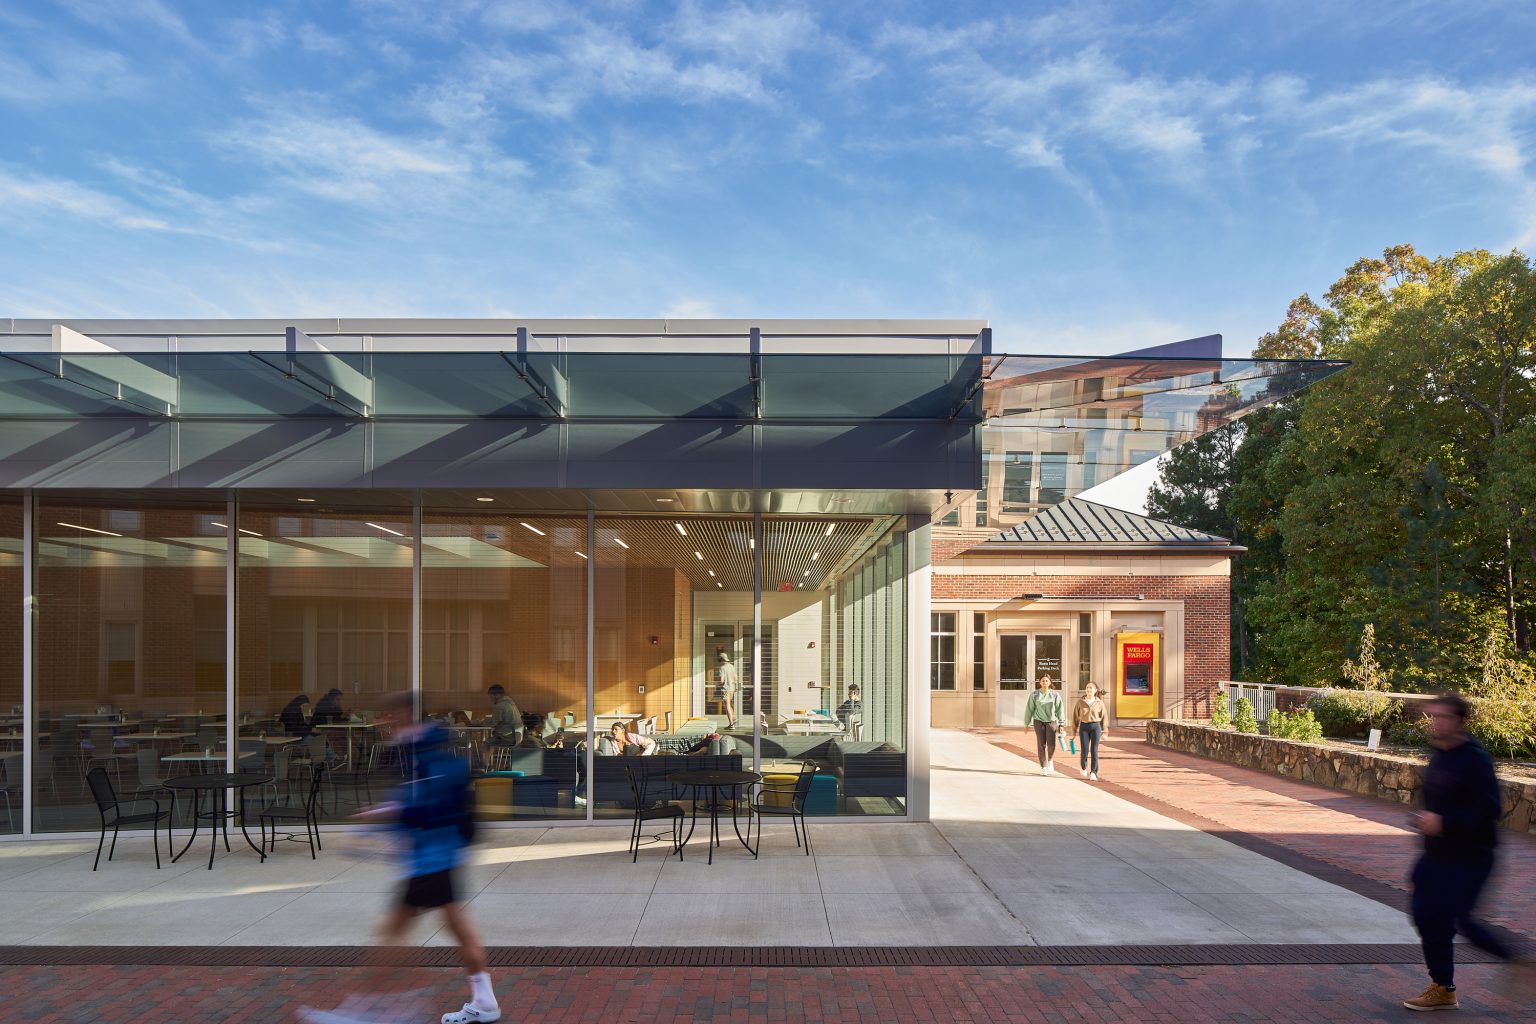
[929,498,1240,728]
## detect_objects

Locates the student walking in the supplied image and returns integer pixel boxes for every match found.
[301,691,498,1024]
[1070,682,1110,781]
[1024,674,1066,775]
[1401,692,1534,1011]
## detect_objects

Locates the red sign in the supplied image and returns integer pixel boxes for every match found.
[777,582,794,592]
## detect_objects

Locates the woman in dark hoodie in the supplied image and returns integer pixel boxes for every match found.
[279,694,315,736]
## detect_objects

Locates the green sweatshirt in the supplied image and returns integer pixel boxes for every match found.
[1023,688,1065,726]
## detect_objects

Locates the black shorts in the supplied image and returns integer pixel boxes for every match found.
[401,869,457,909]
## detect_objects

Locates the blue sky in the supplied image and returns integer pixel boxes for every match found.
[2,0,1534,358]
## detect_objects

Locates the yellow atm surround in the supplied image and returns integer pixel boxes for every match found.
[1114,631,1161,719]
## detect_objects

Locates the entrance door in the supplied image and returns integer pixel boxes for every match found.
[996,632,1068,725]
[700,621,777,723]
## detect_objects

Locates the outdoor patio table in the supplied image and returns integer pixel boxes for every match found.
[666,769,761,864]
[164,771,272,870]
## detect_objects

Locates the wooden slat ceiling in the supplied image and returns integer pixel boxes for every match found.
[421,513,885,592]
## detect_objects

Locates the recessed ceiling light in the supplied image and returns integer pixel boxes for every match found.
[824,523,835,536]
[520,522,546,536]
[476,496,495,503]
[749,538,755,549]
[57,522,122,537]
[574,551,588,559]
[297,497,316,503]
[803,569,811,577]
[674,522,688,536]
[694,550,704,560]
[716,582,723,588]
[238,528,263,537]
[811,551,820,561]
[366,522,405,537]
[655,497,675,503]
[614,538,629,549]
[211,521,228,529]
[707,570,715,577]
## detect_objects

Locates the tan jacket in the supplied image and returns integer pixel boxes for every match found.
[1070,696,1110,731]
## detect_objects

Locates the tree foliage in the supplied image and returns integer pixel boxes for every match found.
[1150,245,1536,690]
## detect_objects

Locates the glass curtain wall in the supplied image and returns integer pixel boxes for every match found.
[0,497,20,834]
[236,504,411,825]
[5,496,914,833]
[830,522,908,816]
[421,511,587,820]
[590,515,753,820]
[34,499,228,832]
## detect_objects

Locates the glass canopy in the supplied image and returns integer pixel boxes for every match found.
[959,352,1349,531]
[0,350,982,421]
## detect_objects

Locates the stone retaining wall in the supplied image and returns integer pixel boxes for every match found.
[1147,719,1536,836]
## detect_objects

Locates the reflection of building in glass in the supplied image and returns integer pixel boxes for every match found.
[0,319,1344,837]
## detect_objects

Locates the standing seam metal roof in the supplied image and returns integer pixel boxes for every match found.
[989,497,1232,545]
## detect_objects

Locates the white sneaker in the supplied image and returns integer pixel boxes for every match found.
[442,1004,501,1024]
[1089,772,1098,781]
[1079,766,1089,778]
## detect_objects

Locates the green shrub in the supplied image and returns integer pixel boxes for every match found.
[1388,695,1536,759]
[1233,696,1259,734]
[1468,694,1536,760]
[1211,691,1232,729]
[1268,707,1324,743]
[1307,688,1399,738]
[1385,717,1429,748]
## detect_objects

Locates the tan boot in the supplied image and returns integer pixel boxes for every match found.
[1403,983,1458,1011]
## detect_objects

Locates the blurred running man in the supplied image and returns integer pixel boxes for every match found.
[1401,691,1533,1011]
[302,691,498,1024]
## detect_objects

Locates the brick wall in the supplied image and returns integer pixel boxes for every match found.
[932,570,1230,718]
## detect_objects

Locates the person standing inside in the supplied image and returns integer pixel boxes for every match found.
[716,651,740,730]
[1402,692,1529,1011]
[1024,674,1066,775]
[1070,682,1110,781]
[484,685,523,748]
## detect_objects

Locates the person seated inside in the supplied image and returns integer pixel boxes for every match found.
[606,721,657,756]
[485,685,524,747]
[517,726,547,749]
[279,694,316,736]
[312,687,347,727]
[837,684,862,728]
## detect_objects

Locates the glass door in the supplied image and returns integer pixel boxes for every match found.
[701,621,777,725]
[996,632,1069,725]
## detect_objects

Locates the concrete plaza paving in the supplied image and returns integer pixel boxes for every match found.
[0,729,1418,948]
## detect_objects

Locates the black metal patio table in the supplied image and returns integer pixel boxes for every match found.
[666,769,761,863]
[165,771,273,870]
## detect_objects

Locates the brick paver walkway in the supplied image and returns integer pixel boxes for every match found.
[973,726,1536,938]
[5,961,1533,1023]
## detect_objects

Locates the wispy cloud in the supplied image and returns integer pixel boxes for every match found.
[0,165,175,231]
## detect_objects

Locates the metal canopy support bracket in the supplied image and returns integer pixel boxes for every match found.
[749,327,762,420]
[502,327,564,418]
[248,327,373,417]
[13,324,180,416]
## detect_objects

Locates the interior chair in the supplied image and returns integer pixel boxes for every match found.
[81,726,127,791]
[258,764,326,859]
[747,760,817,858]
[624,761,684,862]
[85,766,171,870]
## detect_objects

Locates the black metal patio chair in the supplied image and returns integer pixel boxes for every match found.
[86,765,172,870]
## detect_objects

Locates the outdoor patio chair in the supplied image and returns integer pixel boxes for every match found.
[747,761,817,858]
[85,766,171,870]
[258,763,326,860]
[624,761,684,862]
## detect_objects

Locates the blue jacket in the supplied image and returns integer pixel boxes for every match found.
[391,721,471,879]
